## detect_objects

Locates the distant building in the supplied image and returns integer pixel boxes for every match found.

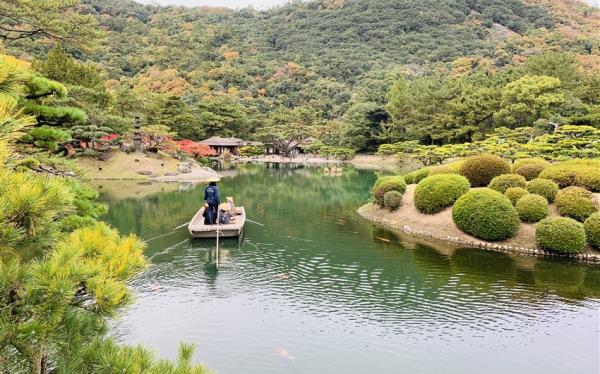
[199,137,263,155]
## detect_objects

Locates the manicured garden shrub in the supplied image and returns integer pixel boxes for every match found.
[526,178,559,203]
[404,168,430,185]
[488,174,527,193]
[428,165,457,175]
[515,164,546,181]
[372,176,407,207]
[452,188,520,241]
[555,186,598,222]
[516,194,548,223]
[505,187,529,206]
[578,167,600,192]
[413,174,470,214]
[383,191,403,211]
[535,217,587,254]
[539,159,600,192]
[512,157,549,172]
[459,154,511,187]
[429,160,463,176]
[584,213,600,249]
[16,156,41,170]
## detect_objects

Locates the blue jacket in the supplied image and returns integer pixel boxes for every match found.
[204,185,220,206]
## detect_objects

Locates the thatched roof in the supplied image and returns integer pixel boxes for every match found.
[199,137,263,147]
[199,137,244,146]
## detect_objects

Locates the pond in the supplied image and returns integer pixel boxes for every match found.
[99,164,600,374]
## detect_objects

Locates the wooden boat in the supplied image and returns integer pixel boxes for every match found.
[188,207,246,238]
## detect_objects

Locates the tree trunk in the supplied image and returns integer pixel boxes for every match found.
[30,350,47,374]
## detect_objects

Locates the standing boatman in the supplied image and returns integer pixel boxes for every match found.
[204,177,221,225]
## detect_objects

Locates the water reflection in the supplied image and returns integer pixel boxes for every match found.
[101,164,600,374]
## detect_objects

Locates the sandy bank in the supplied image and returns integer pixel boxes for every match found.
[358,184,600,263]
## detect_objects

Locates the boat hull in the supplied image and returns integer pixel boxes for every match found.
[189,228,243,238]
[188,206,246,239]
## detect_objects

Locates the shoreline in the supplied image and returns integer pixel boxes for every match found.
[234,154,344,164]
[233,153,407,171]
[357,185,600,264]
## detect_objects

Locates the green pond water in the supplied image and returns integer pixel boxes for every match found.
[99,164,600,374]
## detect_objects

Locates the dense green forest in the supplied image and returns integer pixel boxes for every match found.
[2,0,599,155]
[1,0,599,372]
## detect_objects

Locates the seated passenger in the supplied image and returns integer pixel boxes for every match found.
[218,203,231,224]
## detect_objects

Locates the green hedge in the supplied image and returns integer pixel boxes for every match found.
[515,194,548,223]
[403,167,430,185]
[515,164,546,181]
[584,213,600,249]
[452,188,520,241]
[555,186,598,222]
[413,174,470,214]
[428,160,463,176]
[384,191,403,211]
[536,217,587,254]
[459,154,511,187]
[539,159,600,192]
[319,146,356,160]
[488,174,527,193]
[526,178,559,203]
[505,187,529,206]
[372,176,407,207]
[512,157,549,172]
[239,145,265,156]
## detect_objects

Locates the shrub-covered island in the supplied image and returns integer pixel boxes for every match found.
[359,155,600,262]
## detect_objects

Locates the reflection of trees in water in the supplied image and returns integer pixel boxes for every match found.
[101,164,375,245]
[368,224,600,302]
[100,164,600,323]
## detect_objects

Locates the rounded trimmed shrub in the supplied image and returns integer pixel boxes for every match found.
[459,154,511,187]
[512,157,549,172]
[555,186,599,222]
[383,191,403,211]
[452,188,520,241]
[526,178,559,203]
[584,213,600,249]
[536,217,587,254]
[515,164,545,181]
[505,187,529,206]
[404,168,430,185]
[539,160,600,191]
[428,165,457,175]
[488,174,527,193]
[578,168,600,192]
[428,160,463,176]
[403,174,414,185]
[515,194,548,223]
[413,174,470,214]
[372,176,407,207]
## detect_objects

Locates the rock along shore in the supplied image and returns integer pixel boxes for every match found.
[357,185,600,264]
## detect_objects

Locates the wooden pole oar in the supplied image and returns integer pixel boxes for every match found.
[215,209,220,270]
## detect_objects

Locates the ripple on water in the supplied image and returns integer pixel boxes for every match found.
[103,166,600,374]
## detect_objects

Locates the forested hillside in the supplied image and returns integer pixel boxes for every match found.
[2,0,599,153]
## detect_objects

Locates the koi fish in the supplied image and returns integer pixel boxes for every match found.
[275,347,295,361]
